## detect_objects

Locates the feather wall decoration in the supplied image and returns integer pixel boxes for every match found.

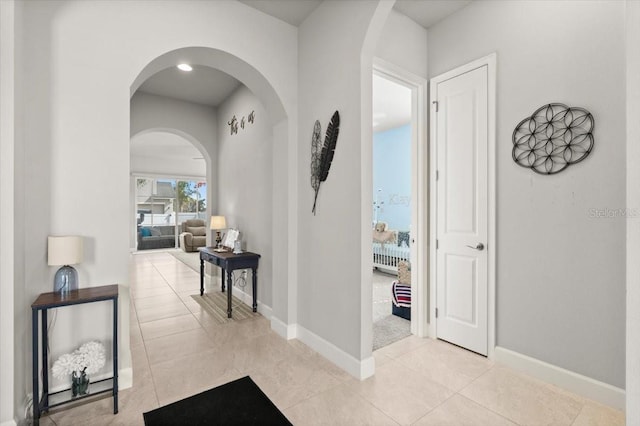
[311,110,340,215]
[311,120,322,201]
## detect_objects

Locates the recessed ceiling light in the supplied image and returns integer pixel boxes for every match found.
[177,63,193,72]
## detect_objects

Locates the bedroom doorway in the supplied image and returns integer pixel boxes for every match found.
[371,61,428,350]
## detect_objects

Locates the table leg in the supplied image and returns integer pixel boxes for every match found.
[200,258,205,296]
[42,309,49,410]
[252,267,258,312]
[227,269,233,318]
[32,309,40,425]
[113,297,119,414]
[221,267,226,292]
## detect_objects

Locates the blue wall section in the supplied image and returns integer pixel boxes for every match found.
[373,124,411,231]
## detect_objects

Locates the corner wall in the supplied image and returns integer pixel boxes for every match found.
[428,0,626,388]
[217,85,273,309]
[375,8,428,79]
[297,0,392,376]
[1,1,17,423]
[626,0,640,420]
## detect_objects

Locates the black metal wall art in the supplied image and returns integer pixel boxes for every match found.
[228,115,238,135]
[227,110,256,135]
[310,111,340,215]
[512,103,594,175]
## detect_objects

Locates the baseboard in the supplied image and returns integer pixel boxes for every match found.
[119,367,133,390]
[270,316,297,340]
[494,346,625,411]
[296,324,375,380]
[231,287,272,319]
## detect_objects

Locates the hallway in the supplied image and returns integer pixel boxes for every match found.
[38,252,623,425]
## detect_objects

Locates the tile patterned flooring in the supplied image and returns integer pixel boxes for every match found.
[39,251,624,425]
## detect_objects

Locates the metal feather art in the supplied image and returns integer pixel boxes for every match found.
[310,120,322,204]
[311,111,340,215]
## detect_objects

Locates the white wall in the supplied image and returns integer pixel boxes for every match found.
[14,0,297,422]
[217,85,273,308]
[1,1,17,423]
[130,92,215,179]
[428,0,626,388]
[297,0,391,374]
[375,8,428,79]
[626,0,640,420]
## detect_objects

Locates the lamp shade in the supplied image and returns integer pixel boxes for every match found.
[48,236,83,266]
[210,216,227,230]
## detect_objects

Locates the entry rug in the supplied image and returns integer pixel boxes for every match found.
[191,291,258,324]
[143,376,292,426]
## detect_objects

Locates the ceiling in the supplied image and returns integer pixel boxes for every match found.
[238,0,322,26]
[239,0,471,29]
[137,65,241,107]
[393,0,472,28]
[373,75,411,132]
[134,1,473,120]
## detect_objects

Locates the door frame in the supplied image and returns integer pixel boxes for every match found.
[373,58,428,337]
[428,53,497,358]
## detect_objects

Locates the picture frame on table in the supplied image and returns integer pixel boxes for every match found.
[222,228,240,250]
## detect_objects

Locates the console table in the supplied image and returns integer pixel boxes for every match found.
[31,285,118,425]
[199,247,260,318]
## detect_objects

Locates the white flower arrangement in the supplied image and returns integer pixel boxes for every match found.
[52,341,106,380]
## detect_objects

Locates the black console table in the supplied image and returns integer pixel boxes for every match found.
[199,247,260,318]
[31,285,119,425]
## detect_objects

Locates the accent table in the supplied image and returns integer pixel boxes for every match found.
[31,285,119,425]
[199,247,260,318]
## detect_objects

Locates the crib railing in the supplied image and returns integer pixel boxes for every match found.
[372,242,410,272]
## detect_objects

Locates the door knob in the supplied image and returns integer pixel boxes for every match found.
[466,243,485,251]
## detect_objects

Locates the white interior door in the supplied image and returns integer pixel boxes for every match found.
[434,65,489,356]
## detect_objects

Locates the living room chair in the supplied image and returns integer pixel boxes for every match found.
[179,219,207,252]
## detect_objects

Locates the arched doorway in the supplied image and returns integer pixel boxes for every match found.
[130,130,211,252]
[129,46,295,339]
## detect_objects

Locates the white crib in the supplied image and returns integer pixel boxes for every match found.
[372,242,410,273]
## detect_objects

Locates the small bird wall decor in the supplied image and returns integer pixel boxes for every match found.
[310,110,340,215]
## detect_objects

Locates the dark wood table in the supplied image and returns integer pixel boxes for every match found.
[199,247,261,318]
[31,285,119,425]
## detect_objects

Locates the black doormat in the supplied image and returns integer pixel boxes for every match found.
[143,376,292,426]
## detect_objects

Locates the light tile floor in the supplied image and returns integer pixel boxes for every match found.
[39,251,625,425]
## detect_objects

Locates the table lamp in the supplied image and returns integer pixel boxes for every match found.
[48,236,83,295]
[210,216,227,251]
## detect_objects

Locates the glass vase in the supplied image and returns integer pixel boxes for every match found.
[71,371,89,398]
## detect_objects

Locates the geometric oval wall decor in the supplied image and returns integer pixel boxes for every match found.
[512,103,594,175]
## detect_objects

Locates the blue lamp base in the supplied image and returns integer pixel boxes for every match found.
[54,265,78,295]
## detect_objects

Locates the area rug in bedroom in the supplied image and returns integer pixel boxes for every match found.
[143,376,292,426]
[373,314,411,351]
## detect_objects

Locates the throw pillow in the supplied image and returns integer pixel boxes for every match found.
[150,227,162,237]
[140,227,151,237]
[398,261,411,285]
[398,231,410,247]
[187,226,206,236]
